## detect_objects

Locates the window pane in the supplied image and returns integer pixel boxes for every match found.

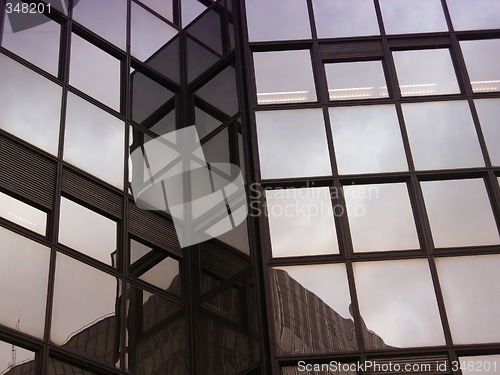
[0,341,35,374]
[64,93,125,188]
[139,0,173,21]
[344,183,419,252]
[69,34,121,110]
[195,107,222,139]
[354,259,445,348]
[0,191,47,235]
[447,0,500,31]
[380,0,447,34]
[256,109,332,179]
[51,253,118,366]
[58,197,117,266]
[245,0,311,42]
[461,39,500,93]
[437,255,500,344]
[195,66,239,117]
[270,265,358,354]
[265,187,339,257]
[393,49,460,96]
[329,105,407,174]
[0,227,50,339]
[312,0,379,38]
[2,13,60,75]
[325,61,388,100]
[421,179,499,248]
[47,359,98,374]
[402,101,484,170]
[254,50,316,105]
[475,99,500,166]
[458,355,500,375]
[0,54,62,155]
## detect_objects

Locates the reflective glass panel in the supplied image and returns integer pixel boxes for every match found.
[270,265,357,354]
[447,0,500,31]
[329,105,407,174]
[253,50,317,105]
[187,36,220,83]
[325,61,388,100]
[195,107,222,139]
[393,49,460,96]
[51,253,118,366]
[354,259,445,348]
[245,0,311,42]
[0,191,47,235]
[312,0,379,38]
[64,93,125,188]
[195,66,239,117]
[437,255,500,344]
[256,109,332,179]
[475,99,500,166]
[140,0,173,21]
[58,197,117,265]
[0,54,62,155]
[48,359,98,374]
[69,34,121,110]
[182,0,207,27]
[344,183,419,252]
[0,341,35,374]
[265,187,339,257]
[461,39,500,93]
[380,0,447,34]
[421,179,500,247]
[459,355,500,375]
[2,13,60,75]
[402,101,484,170]
[0,227,50,339]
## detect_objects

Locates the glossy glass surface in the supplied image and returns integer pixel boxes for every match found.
[312,0,379,38]
[421,179,500,248]
[72,0,127,49]
[270,265,357,354]
[393,49,460,96]
[253,50,317,105]
[475,99,500,166]
[182,0,207,27]
[69,34,121,110]
[64,93,125,188]
[437,255,500,344]
[0,341,35,374]
[58,197,117,265]
[461,39,500,93]
[459,355,500,375]
[256,109,332,179]
[2,13,60,75]
[48,359,98,374]
[354,259,445,348]
[140,0,173,21]
[402,101,484,170]
[0,54,62,155]
[0,227,50,339]
[380,0,447,34]
[325,61,388,100]
[344,183,419,252]
[447,0,500,31]
[195,107,222,139]
[0,191,47,235]
[329,105,408,174]
[245,0,311,41]
[195,66,239,117]
[265,187,339,257]
[202,128,230,173]
[51,253,118,366]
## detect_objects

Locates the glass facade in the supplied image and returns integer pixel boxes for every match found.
[0,1,499,374]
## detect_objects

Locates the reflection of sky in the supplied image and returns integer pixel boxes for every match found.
[461,39,500,92]
[475,99,500,166]
[0,192,47,236]
[447,0,500,30]
[0,341,34,374]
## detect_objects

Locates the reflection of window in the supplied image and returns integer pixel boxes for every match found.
[475,99,500,166]
[461,39,500,93]
[0,191,47,235]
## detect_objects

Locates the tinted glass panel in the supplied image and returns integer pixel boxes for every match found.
[182,0,207,27]
[64,93,125,188]
[326,61,388,100]
[195,66,239,117]
[0,54,62,155]
[329,105,407,174]
[344,183,419,252]
[195,107,222,139]
[58,197,117,265]
[140,0,173,21]
[461,39,500,93]
[475,99,500,166]
[270,265,357,354]
[0,227,50,339]
[0,340,35,374]
[0,191,47,235]
[393,49,460,96]
[402,101,484,170]
[245,0,311,41]
[421,179,499,247]
[47,359,98,374]
[459,355,500,375]
[437,255,500,344]
[380,0,447,34]
[256,109,332,179]
[447,0,500,31]
[354,259,445,348]
[265,187,339,257]
[254,50,317,105]
[312,0,379,38]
